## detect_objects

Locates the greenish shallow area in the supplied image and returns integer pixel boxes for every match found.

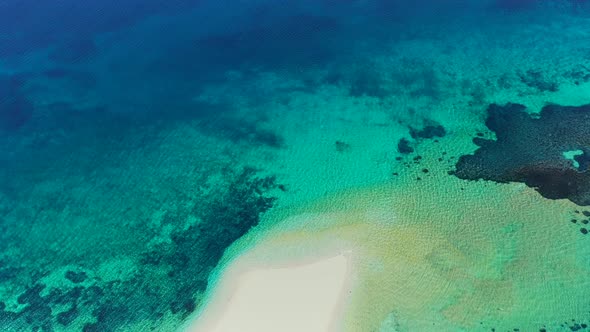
[1,1,590,331]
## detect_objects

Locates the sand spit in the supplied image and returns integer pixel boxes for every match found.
[187,253,352,332]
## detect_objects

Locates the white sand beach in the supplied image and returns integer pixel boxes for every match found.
[188,254,351,332]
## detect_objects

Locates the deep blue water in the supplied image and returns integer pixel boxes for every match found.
[2,1,590,331]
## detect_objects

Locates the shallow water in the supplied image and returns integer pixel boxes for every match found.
[1,1,590,331]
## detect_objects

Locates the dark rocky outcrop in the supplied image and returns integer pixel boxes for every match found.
[453,103,590,205]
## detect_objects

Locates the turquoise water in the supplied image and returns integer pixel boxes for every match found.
[1,1,590,331]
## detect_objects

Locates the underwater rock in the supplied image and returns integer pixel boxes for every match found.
[518,69,558,92]
[397,138,414,154]
[335,140,351,152]
[65,270,87,284]
[49,39,96,64]
[193,14,340,70]
[195,107,285,148]
[82,323,100,332]
[170,297,196,317]
[0,265,20,282]
[397,122,445,156]
[56,305,78,326]
[453,103,590,205]
[17,284,46,305]
[348,68,389,98]
[0,76,34,131]
[409,124,446,139]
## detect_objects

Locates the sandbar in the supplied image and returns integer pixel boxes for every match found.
[187,254,351,332]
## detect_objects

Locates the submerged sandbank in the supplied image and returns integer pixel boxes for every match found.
[185,160,590,331]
